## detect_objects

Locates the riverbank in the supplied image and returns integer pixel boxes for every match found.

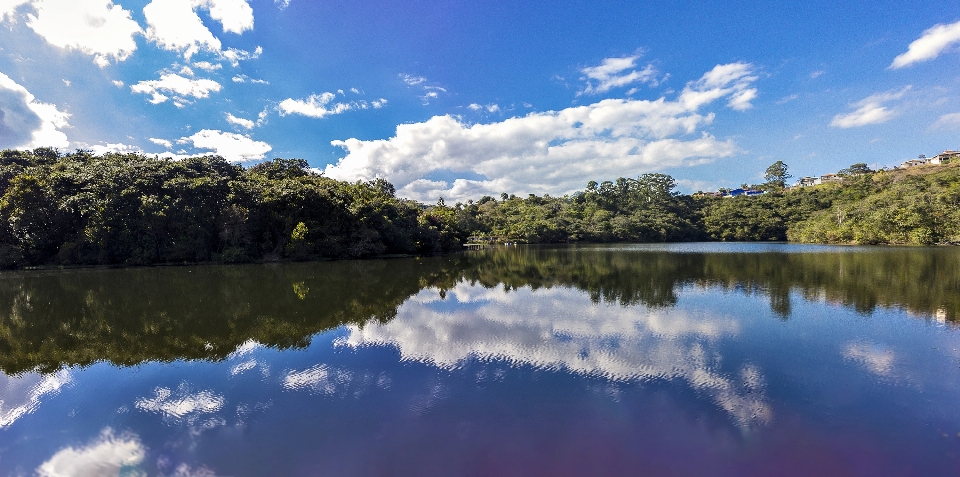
[1,148,958,270]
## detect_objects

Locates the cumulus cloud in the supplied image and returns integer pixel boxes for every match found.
[143,0,254,60]
[0,0,31,22]
[830,86,910,128]
[226,112,254,129]
[193,61,222,71]
[180,129,271,162]
[130,73,221,106]
[25,0,141,67]
[325,63,757,202]
[205,0,254,34]
[580,54,662,95]
[0,72,70,149]
[891,20,960,69]
[37,428,144,477]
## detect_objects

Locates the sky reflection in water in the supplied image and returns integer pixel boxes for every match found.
[1,244,959,476]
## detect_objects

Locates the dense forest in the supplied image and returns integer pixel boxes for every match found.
[0,148,957,269]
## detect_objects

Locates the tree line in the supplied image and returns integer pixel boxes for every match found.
[0,149,957,269]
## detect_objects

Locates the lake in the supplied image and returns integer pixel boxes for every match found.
[2,243,959,476]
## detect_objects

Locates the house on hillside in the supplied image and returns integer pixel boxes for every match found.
[724,188,766,198]
[797,177,818,187]
[929,150,959,165]
[820,173,842,184]
[899,159,927,169]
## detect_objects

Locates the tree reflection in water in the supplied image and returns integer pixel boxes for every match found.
[0,244,956,375]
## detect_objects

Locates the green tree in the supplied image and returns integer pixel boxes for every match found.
[764,161,792,189]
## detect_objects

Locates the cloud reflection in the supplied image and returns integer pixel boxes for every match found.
[0,369,71,428]
[135,384,225,426]
[37,428,144,477]
[843,341,896,377]
[342,284,772,427]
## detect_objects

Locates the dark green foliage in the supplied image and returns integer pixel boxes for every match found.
[472,173,706,243]
[0,150,463,268]
[788,165,960,245]
[1,149,958,269]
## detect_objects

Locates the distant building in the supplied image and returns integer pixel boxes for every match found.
[929,150,959,165]
[724,188,766,198]
[796,177,818,187]
[819,173,842,184]
[899,159,927,169]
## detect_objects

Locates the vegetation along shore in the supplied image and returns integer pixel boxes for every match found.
[0,148,958,269]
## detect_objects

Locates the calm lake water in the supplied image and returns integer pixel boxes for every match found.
[2,243,959,476]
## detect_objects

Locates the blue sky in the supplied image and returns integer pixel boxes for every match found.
[0,0,958,200]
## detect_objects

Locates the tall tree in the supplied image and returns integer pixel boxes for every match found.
[764,161,792,189]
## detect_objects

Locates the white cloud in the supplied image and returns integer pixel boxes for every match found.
[400,73,426,86]
[0,0,31,22]
[143,0,255,60]
[891,20,960,69]
[0,370,71,428]
[809,70,825,79]
[193,60,222,71]
[275,0,290,10]
[371,98,387,108]
[149,137,173,148]
[468,103,500,113]
[85,142,143,155]
[181,128,271,162]
[0,72,70,149]
[325,63,757,202]
[278,92,359,118]
[111,80,124,87]
[25,0,142,67]
[932,111,960,130]
[221,45,261,66]
[37,428,144,477]
[580,54,661,95]
[232,74,268,84]
[775,94,799,105]
[205,0,254,34]
[341,283,771,427]
[830,86,910,128]
[130,73,221,106]
[225,112,254,129]
[144,0,220,59]
[400,74,447,104]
